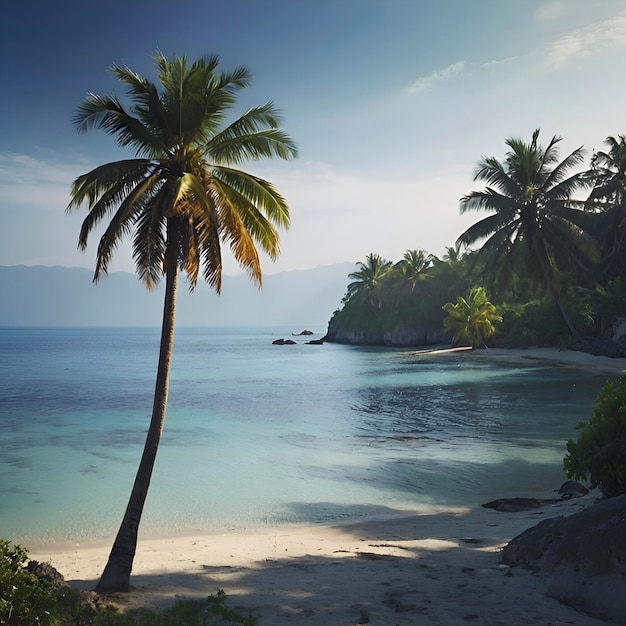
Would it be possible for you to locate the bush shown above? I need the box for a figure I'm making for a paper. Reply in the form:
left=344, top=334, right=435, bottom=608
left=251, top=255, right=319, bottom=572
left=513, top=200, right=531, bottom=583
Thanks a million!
left=564, top=376, right=626, bottom=497
left=0, top=540, right=57, bottom=624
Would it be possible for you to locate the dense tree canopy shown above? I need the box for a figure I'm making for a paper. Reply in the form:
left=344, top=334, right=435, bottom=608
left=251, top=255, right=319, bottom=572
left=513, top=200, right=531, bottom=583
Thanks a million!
left=328, top=130, right=626, bottom=354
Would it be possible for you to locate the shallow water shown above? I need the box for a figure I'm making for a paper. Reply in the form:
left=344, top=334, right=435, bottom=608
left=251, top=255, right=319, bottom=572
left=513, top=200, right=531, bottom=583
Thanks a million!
left=0, top=326, right=612, bottom=547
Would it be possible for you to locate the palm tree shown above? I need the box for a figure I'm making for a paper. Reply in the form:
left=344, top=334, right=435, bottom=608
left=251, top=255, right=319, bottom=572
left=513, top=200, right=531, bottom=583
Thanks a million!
left=442, top=287, right=502, bottom=348
left=346, top=253, right=392, bottom=311
left=456, top=129, right=597, bottom=343
left=67, top=54, right=297, bottom=592
left=586, top=135, right=626, bottom=276
left=392, top=249, right=432, bottom=296
left=589, top=135, right=626, bottom=205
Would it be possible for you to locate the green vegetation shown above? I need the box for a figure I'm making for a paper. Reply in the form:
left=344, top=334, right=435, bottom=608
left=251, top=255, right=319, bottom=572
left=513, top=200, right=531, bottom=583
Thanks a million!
left=67, top=54, right=296, bottom=592
left=328, top=130, right=626, bottom=352
left=564, top=377, right=626, bottom=498
left=0, top=539, right=256, bottom=625
left=442, top=287, right=502, bottom=348
left=0, top=540, right=57, bottom=624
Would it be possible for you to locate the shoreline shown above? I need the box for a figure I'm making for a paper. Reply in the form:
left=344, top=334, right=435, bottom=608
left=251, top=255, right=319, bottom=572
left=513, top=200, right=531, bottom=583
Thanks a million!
left=27, top=346, right=624, bottom=624
left=408, top=345, right=626, bottom=375
left=30, top=493, right=607, bottom=624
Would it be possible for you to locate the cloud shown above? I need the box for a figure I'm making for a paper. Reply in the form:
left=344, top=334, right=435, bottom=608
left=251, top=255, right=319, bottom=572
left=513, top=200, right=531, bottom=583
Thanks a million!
left=407, top=61, right=467, bottom=94
left=0, top=152, right=88, bottom=210
left=535, top=2, right=566, bottom=22
left=545, top=9, right=626, bottom=69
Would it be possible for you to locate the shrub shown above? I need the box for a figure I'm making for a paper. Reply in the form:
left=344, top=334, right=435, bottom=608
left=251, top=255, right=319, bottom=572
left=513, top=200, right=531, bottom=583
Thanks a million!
left=564, top=376, right=626, bottom=497
left=0, top=540, right=57, bottom=625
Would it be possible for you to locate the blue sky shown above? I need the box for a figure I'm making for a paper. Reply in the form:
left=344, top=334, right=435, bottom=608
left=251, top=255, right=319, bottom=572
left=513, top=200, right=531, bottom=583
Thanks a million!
left=2, top=0, right=626, bottom=276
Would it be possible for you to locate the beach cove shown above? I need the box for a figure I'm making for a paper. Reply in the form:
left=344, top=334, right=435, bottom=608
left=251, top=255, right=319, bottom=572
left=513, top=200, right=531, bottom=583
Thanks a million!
left=2, top=330, right=625, bottom=622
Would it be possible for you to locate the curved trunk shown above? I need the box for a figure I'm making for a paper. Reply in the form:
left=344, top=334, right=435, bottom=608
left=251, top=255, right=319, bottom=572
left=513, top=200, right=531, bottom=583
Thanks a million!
left=96, top=233, right=179, bottom=593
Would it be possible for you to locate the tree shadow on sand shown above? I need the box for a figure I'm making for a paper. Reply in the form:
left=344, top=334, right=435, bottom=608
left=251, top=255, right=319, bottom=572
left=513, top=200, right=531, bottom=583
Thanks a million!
left=66, top=496, right=601, bottom=626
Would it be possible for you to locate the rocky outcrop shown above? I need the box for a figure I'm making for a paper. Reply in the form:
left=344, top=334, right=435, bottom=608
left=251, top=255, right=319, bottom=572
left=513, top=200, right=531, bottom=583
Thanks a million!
left=272, top=338, right=296, bottom=345
left=26, top=560, right=66, bottom=587
left=502, top=494, right=626, bottom=623
left=323, top=320, right=448, bottom=347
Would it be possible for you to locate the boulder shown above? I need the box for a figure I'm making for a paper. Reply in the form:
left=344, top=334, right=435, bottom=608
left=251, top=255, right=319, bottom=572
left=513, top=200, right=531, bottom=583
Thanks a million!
left=502, top=494, right=626, bottom=623
left=482, top=497, right=559, bottom=512
left=272, top=338, right=296, bottom=345
left=557, top=480, right=589, bottom=498
left=25, top=560, right=66, bottom=587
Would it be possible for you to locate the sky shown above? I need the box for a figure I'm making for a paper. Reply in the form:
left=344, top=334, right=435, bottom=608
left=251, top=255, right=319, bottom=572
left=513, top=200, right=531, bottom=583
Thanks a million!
left=2, top=0, right=626, bottom=277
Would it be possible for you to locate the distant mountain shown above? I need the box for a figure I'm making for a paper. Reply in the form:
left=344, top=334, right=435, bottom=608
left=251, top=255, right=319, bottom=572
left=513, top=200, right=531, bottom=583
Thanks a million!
left=0, top=263, right=356, bottom=328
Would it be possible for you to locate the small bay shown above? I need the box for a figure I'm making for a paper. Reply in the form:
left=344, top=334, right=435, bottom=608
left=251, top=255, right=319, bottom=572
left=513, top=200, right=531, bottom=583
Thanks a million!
left=0, top=326, right=611, bottom=548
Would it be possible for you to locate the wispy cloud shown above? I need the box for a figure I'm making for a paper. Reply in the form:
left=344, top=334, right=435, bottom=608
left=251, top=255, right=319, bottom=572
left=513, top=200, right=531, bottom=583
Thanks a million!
left=0, top=152, right=89, bottom=209
left=408, top=61, right=466, bottom=94
left=545, top=9, right=626, bottom=70
left=535, top=2, right=566, bottom=22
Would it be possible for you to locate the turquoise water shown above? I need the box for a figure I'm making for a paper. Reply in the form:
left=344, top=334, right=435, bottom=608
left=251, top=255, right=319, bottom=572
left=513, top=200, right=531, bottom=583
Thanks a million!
left=0, top=327, right=612, bottom=547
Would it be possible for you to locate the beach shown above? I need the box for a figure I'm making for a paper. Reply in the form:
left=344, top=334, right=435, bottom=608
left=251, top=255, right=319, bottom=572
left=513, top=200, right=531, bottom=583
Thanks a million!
left=28, top=347, right=626, bottom=624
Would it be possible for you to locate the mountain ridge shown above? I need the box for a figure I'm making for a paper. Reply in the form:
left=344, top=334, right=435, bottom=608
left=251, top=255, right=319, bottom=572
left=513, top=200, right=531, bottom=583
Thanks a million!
left=0, top=263, right=355, bottom=328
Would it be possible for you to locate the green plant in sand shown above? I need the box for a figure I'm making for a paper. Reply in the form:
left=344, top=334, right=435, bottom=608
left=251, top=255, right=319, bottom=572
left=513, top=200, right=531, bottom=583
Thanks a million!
left=442, top=286, right=502, bottom=348
left=68, top=53, right=297, bottom=592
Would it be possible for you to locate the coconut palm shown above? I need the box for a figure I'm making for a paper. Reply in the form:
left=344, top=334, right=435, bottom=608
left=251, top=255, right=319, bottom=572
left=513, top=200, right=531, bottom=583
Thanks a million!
left=589, top=135, right=626, bottom=205
left=442, top=287, right=502, bottom=348
left=67, top=54, right=297, bottom=592
left=587, top=135, right=626, bottom=276
left=346, top=253, right=392, bottom=311
left=392, top=249, right=432, bottom=295
left=457, top=129, right=597, bottom=343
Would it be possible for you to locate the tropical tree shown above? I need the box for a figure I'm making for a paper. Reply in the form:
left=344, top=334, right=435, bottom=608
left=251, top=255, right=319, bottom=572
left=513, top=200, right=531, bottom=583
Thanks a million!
left=392, top=249, right=432, bottom=296
left=346, top=253, right=392, bottom=311
left=442, top=287, right=502, bottom=348
left=586, top=135, right=626, bottom=276
left=67, top=54, right=297, bottom=592
left=456, top=129, right=598, bottom=343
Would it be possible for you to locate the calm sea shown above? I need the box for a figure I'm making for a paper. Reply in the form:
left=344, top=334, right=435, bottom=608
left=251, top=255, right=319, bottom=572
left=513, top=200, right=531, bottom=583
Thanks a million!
left=0, top=326, right=612, bottom=548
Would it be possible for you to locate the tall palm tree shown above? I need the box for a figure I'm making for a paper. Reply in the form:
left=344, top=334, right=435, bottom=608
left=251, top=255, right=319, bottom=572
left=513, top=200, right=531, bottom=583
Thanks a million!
left=346, top=253, right=392, bottom=311
left=67, top=54, right=297, bottom=592
left=443, top=287, right=502, bottom=348
left=586, top=135, right=626, bottom=275
left=392, top=249, right=432, bottom=295
left=456, top=129, right=597, bottom=343
left=589, top=135, right=626, bottom=205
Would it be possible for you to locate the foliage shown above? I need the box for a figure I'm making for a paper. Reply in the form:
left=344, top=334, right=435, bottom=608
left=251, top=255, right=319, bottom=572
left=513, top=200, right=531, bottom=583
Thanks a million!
left=442, top=287, right=502, bottom=348
left=0, top=540, right=57, bottom=625
left=495, top=299, right=572, bottom=348
left=564, top=377, right=626, bottom=497
left=456, top=129, right=598, bottom=343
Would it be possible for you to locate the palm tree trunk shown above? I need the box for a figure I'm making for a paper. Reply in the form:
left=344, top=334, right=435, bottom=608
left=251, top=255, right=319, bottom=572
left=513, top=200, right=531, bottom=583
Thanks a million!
left=541, top=258, right=586, bottom=346
left=96, top=233, right=179, bottom=593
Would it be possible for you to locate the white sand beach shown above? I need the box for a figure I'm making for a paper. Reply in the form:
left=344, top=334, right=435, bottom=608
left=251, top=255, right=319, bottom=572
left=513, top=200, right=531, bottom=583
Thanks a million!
left=30, top=348, right=626, bottom=624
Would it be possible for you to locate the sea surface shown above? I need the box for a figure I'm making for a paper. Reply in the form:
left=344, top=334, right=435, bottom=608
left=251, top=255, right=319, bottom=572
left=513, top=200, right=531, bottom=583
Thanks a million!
left=0, top=326, right=614, bottom=548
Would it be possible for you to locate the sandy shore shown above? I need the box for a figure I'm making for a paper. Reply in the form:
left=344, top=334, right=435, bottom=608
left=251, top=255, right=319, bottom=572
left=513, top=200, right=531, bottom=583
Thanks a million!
left=31, top=348, right=626, bottom=624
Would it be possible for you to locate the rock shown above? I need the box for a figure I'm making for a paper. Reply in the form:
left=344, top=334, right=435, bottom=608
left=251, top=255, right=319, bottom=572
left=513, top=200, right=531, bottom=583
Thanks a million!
left=501, top=494, right=626, bottom=623
left=293, top=330, right=314, bottom=336
left=481, top=497, right=559, bottom=512
left=306, top=339, right=324, bottom=345
left=557, top=480, right=589, bottom=498
left=26, top=560, right=66, bottom=587
left=272, top=338, right=296, bottom=345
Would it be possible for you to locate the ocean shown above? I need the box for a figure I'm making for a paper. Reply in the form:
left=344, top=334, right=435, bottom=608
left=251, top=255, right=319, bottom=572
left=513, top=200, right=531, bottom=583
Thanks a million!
left=0, top=326, right=612, bottom=548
